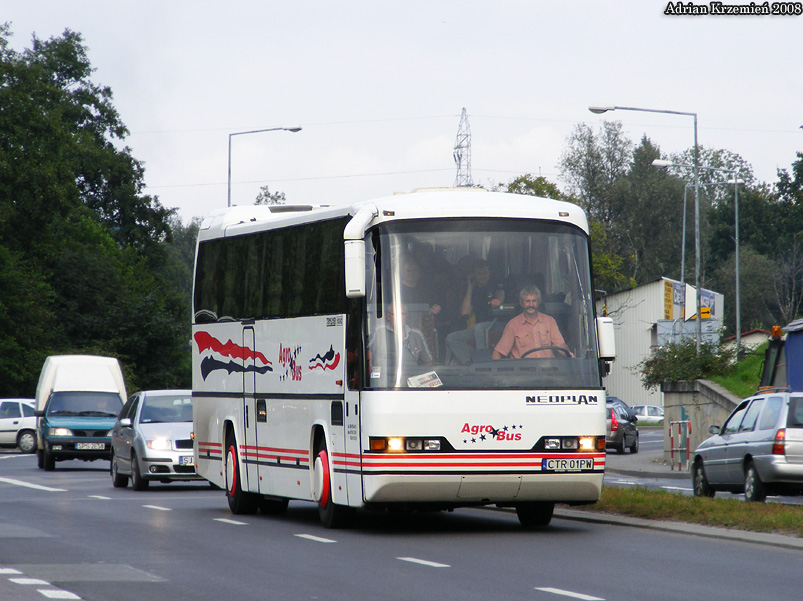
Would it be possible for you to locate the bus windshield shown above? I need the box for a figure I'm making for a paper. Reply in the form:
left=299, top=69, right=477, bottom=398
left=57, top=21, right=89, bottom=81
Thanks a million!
left=364, top=218, right=600, bottom=390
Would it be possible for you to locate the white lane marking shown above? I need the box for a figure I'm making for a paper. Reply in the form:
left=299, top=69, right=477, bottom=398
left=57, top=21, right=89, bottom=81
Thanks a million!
left=39, top=590, right=82, bottom=599
left=214, top=518, right=248, bottom=525
left=0, top=477, right=66, bottom=492
left=662, top=486, right=691, bottom=491
left=397, top=557, right=450, bottom=568
left=10, top=577, right=50, bottom=585
left=88, top=495, right=111, bottom=500
left=0, top=568, right=22, bottom=574
left=142, top=505, right=171, bottom=511
left=536, top=587, right=604, bottom=600
left=295, top=534, right=336, bottom=543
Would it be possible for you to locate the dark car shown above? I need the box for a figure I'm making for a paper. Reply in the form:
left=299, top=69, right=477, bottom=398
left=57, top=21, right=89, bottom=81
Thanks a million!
left=607, top=395, right=637, bottom=421
left=691, top=389, right=803, bottom=502
left=606, top=403, right=639, bottom=454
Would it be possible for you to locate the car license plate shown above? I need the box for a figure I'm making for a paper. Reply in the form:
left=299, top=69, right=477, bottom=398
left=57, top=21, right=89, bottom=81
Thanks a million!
left=179, top=455, right=194, bottom=466
left=542, top=458, right=594, bottom=472
left=76, top=442, right=105, bottom=450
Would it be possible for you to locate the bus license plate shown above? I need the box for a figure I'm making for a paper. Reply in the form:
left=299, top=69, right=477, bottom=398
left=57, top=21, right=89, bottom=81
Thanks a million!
left=76, top=442, right=105, bottom=450
left=542, top=458, right=594, bottom=472
left=179, top=456, right=194, bottom=466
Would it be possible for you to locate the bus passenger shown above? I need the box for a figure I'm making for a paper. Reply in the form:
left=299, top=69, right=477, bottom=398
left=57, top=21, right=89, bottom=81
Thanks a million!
left=491, top=285, right=572, bottom=359
left=368, top=302, right=433, bottom=368
left=445, top=259, right=505, bottom=364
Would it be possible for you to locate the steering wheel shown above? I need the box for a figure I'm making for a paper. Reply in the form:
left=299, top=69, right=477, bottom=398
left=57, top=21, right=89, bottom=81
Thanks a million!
left=520, top=345, right=572, bottom=359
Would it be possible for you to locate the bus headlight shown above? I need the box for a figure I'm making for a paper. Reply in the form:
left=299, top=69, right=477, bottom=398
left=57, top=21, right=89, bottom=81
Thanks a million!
left=387, top=438, right=404, bottom=452
left=543, top=436, right=598, bottom=451
left=369, top=437, right=443, bottom=453
left=578, top=436, right=596, bottom=451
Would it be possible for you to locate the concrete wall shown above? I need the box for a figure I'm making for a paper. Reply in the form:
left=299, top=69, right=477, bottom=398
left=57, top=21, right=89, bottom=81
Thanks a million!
left=660, top=379, right=742, bottom=467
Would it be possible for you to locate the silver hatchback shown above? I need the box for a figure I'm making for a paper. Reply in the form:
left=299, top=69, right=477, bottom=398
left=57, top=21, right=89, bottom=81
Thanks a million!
left=691, top=390, right=803, bottom=502
left=110, top=390, right=201, bottom=490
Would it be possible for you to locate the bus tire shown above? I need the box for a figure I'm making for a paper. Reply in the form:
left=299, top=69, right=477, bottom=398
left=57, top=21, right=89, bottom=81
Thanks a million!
left=225, top=434, right=259, bottom=515
left=515, top=502, right=554, bottom=529
left=313, top=443, right=352, bottom=529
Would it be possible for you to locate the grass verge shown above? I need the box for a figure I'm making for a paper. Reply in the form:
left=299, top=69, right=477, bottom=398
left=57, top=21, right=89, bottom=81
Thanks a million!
left=572, top=486, right=802, bottom=538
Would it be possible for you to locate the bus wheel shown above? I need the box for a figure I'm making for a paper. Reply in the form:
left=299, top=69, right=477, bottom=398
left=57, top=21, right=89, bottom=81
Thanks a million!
left=225, top=436, right=258, bottom=515
left=313, top=444, right=353, bottom=529
left=515, top=502, right=554, bottom=529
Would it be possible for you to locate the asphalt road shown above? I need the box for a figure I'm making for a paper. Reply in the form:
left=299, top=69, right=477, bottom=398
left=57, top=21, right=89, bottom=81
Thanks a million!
left=1, top=450, right=801, bottom=601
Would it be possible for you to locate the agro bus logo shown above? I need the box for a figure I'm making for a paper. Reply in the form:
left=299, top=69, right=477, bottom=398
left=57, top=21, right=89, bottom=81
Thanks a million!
left=279, top=343, right=302, bottom=382
left=309, top=346, right=340, bottom=372
left=194, top=332, right=273, bottom=380
left=461, top=422, right=523, bottom=443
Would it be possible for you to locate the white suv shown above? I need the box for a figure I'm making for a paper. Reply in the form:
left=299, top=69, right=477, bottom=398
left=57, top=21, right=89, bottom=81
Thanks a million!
left=691, top=389, right=803, bottom=502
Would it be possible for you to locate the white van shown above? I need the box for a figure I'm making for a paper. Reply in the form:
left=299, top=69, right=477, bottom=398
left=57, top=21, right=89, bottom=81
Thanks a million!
left=35, top=355, right=127, bottom=470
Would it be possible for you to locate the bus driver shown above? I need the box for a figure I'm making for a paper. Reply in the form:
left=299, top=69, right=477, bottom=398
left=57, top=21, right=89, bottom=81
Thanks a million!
left=491, top=285, right=572, bottom=360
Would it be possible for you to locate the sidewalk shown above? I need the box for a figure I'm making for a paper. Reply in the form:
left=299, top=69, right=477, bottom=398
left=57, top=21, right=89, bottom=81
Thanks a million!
left=604, top=445, right=691, bottom=480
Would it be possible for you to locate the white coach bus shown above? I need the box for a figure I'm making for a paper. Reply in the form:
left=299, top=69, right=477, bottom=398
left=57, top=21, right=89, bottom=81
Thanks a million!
left=191, top=188, right=615, bottom=528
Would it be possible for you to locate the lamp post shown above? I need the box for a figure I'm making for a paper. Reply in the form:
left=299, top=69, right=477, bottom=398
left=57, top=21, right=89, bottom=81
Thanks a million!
left=589, top=105, right=702, bottom=351
left=227, top=126, right=302, bottom=207
left=652, top=159, right=743, bottom=353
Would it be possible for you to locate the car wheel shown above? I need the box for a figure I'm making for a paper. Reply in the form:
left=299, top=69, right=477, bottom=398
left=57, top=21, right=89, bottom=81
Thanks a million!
left=312, top=441, right=353, bottom=528
left=744, top=462, right=766, bottom=502
left=629, top=432, right=639, bottom=454
left=692, top=461, right=715, bottom=497
left=131, top=451, right=149, bottom=491
left=616, top=434, right=626, bottom=454
left=110, top=451, right=129, bottom=488
left=515, top=502, right=555, bottom=529
left=17, top=430, right=36, bottom=454
left=43, top=448, right=55, bottom=471
left=224, top=433, right=258, bottom=514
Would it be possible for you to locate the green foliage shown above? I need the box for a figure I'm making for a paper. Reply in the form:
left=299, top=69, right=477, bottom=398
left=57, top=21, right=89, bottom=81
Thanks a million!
left=503, top=174, right=567, bottom=200
left=0, top=26, right=189, bottom=395
left=583, top=486, right=803, bottom=537
left=255, top=185, right=286, bottom=205
left=709, top=342, right=767, bottom=399
left=639, top=338, right=735, bottom=390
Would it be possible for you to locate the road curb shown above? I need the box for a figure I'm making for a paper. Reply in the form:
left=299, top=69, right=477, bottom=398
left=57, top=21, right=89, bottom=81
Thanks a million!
left=554, top=507, right=803, bottom=551
left=605, top=467, right=690, bottom=480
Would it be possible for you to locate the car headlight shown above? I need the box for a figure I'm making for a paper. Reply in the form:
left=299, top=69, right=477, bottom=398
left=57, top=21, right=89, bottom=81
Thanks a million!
left=48, top=427, right=73, bottom=437
left=146, top=438, right=172, bottom=451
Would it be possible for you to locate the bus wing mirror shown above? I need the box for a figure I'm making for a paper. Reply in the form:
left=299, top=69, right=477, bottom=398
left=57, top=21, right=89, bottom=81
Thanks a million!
left=345, top=240, right=366, bottom=298
left=343, top=204, right=378, bottom=299
left=597, top=316, right=616, bottom=361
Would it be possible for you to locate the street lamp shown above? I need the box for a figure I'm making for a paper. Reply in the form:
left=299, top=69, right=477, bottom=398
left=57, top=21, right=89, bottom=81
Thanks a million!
left=227, top=126, right=302, bottom=207
left=589, top=105, right=702, bottom=351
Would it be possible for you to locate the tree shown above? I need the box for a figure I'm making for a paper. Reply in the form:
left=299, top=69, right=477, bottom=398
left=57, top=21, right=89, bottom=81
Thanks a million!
left=255, top=185, right=286, bottom=205
left=0, top=26, right=187, bottom=394
left=503, top=174, right=566, bottom=200
left=559, top=121, right=633, bottom=222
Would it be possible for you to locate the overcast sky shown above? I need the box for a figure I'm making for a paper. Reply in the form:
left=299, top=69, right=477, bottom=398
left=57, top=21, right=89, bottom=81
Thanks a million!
left=5, top=1, right=802, bottom=222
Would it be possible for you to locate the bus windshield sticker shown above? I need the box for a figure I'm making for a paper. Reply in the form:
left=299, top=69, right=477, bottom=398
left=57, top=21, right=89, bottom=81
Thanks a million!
left=407, top=372, right=443, bottom=388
